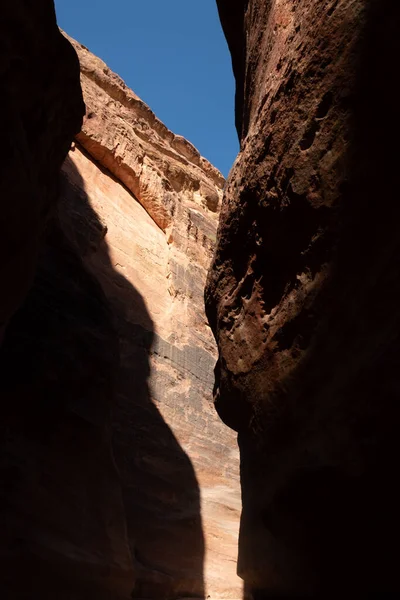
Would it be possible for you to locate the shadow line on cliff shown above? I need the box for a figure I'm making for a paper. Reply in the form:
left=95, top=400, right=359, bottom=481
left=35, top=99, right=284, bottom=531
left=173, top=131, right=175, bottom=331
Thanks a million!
left=60, top=150, right=206, bottom=600
left=0, top=148, right=205, bottom=599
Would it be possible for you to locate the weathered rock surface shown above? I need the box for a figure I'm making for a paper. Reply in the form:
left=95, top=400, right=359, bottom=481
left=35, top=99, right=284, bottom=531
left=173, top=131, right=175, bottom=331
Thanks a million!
left=206, top=0, right=400, bottom=597
left=65, top=33, right=224, bottom=234
left=59, top=38, right=242, bottom=599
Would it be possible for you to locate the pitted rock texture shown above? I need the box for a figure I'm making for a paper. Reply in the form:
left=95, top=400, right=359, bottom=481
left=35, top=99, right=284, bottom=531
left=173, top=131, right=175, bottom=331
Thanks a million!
left=0, top=1, right=84, bottom=330
left=206, top=0, right=400, bottom=597
left=59, top=38, right=242, bottom=599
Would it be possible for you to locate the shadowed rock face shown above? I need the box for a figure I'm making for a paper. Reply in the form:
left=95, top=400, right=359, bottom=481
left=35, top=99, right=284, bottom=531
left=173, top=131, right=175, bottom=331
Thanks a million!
left=60, top=149, right=206, bottom=600
left=1, top=4, right=131, bottom=597
left=206, top=0, right=400, bottom=597
left=0, top=0, right=84, bottom=330
left=0, top=188, right=135, bottom=599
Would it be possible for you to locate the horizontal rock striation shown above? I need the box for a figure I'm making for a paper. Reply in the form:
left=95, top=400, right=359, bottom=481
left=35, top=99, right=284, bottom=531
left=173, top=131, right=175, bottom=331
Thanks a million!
left=206, top=0, right=400, bottom=597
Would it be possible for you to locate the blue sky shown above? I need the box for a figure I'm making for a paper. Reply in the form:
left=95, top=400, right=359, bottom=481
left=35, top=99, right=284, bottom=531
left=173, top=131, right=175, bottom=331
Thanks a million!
left=54, top=0, right=238, bottom=177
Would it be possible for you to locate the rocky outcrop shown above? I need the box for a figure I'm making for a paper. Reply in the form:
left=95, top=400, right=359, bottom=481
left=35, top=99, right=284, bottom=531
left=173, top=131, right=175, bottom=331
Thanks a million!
left=59, top=36, right=242, bottom=599
left=206, top=0, right=400, bottom=597
left=65, top=33, right=224, bottom=234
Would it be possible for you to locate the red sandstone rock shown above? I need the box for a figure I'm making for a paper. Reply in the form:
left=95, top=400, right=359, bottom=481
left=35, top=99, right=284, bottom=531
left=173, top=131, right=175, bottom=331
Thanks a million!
left=206, top=0, right=400, bottom=596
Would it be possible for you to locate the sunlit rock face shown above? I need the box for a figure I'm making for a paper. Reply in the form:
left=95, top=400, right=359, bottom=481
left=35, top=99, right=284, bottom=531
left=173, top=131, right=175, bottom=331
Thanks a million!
left=60, top=38, right=242, bottom=599
left=206, top=0, right=400, bottom=597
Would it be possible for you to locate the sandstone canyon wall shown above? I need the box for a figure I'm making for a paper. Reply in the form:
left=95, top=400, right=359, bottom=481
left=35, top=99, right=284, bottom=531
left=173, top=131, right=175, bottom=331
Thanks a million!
left=61, top=36, right=242, bottom=600
left=206, top=0, right=400, bottom=597
left=1, top=6, right=242, bottom=597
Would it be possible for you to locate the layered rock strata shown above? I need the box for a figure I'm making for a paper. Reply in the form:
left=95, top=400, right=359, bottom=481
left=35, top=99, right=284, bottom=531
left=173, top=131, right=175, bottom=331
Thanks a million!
left=206, top=0, right=400, bottom=597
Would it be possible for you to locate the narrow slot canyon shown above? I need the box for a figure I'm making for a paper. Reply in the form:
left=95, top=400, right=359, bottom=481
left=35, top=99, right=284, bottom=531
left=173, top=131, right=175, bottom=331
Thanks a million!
left=0, top=14, right=241, bottom=598
left=1, top=1, right=400, bottom=599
